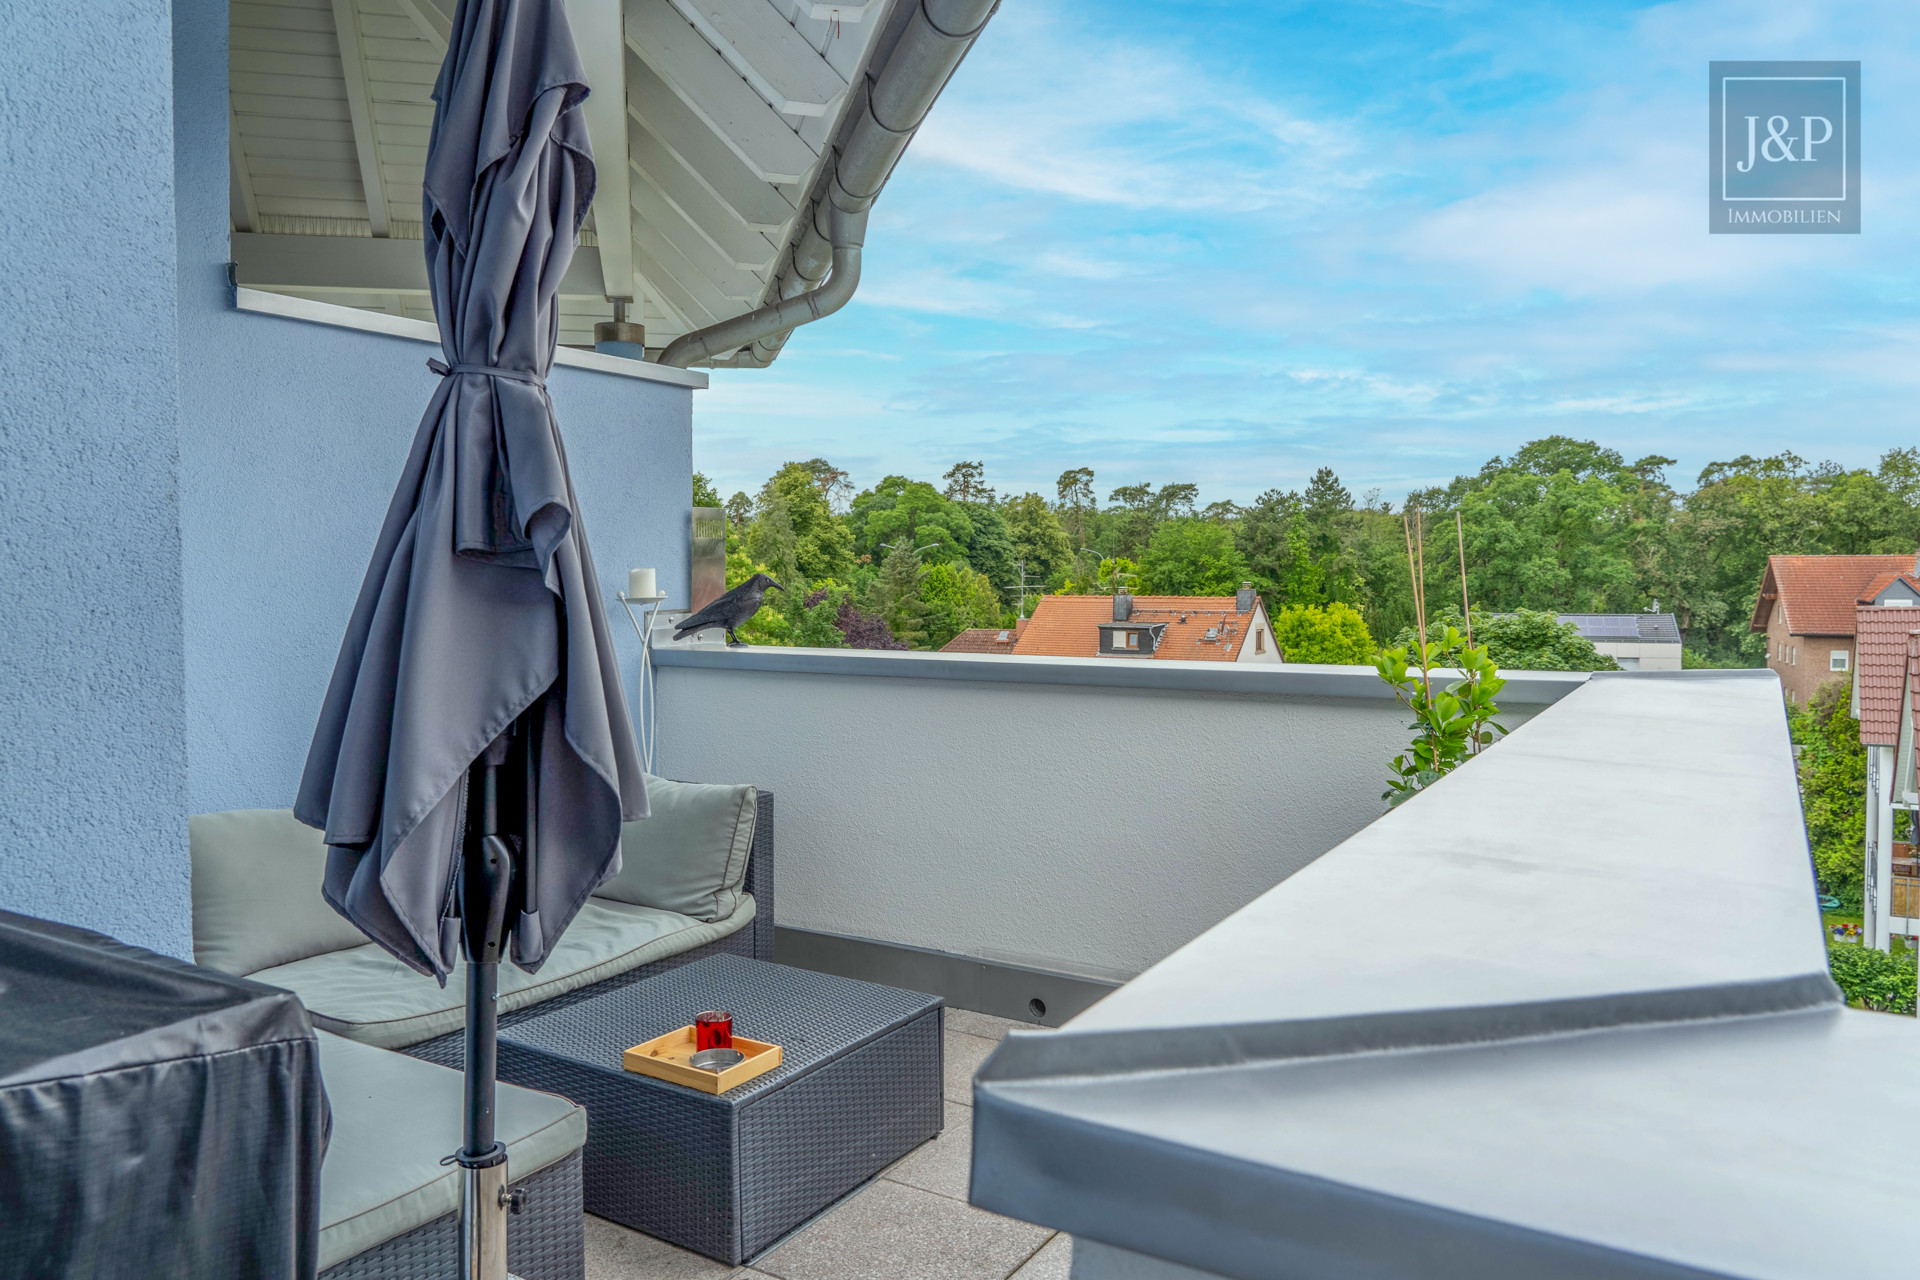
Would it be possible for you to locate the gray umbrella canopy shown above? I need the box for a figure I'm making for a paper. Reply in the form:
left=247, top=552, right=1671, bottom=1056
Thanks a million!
left=297, top=0, right=644, bottom=980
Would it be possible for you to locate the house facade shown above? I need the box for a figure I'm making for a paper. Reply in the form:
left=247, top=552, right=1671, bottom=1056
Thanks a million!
left=1852, top=602, right=1920, bottom=950
left=1556, top=613, right=1682, bottom=670
left=1012, top=587, right=1280, bottom=663
left=1751, top=554, right=1916, bottom=705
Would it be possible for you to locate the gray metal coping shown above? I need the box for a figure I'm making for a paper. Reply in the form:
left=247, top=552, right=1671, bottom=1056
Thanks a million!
left=967, top=670, right=1883, bottom=1280
left=654, top=643, right=1590, bottom=704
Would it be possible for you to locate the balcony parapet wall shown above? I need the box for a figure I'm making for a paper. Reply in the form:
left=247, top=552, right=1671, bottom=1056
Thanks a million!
left=652, top=646, right=1584, bottom=983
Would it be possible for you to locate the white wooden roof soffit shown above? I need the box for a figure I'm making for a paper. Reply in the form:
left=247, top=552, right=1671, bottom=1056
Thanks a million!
left=229, top=0, right=892, bottom=363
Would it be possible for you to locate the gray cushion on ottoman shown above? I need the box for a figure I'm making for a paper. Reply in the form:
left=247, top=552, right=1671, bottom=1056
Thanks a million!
left=315, top=1031, right=585, bottom=1271
left=191, top=808, right=369, bottom=976
left=595, top=776, right=756, bottom=922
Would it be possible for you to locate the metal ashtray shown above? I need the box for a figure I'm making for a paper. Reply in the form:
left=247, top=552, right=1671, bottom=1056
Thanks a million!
left=689, top=1048, right=744, bottom=1072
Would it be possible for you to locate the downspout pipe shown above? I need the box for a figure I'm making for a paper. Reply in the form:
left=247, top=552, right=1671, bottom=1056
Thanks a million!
left=660, top=204, right=866, bottom=369
left=659, top=0, right=998, bottom=369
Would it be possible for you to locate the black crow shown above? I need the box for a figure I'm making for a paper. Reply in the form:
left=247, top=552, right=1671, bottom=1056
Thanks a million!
left=673, top=573, right=786, bottom=646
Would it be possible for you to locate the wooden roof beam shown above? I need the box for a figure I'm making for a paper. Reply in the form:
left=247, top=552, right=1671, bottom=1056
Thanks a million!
left=330, top=0, right=391, bottom=236
left=567, top=0, right=635, bottom=302
left=229, top=103, right=260, bottom=232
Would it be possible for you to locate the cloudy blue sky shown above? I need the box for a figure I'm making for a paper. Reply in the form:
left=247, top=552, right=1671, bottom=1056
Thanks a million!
left=691, top=0, right=1920, bottom=508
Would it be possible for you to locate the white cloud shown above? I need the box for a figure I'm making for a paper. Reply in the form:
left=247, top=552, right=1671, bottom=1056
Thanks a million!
left=908, top=3, right=1370, bottom=215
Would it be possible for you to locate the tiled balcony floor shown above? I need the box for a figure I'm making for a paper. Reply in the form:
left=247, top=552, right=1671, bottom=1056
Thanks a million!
left=582, top=1010, right=1069, bottom=1280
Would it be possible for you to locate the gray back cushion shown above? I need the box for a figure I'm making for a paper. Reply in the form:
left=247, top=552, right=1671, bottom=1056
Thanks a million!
left=191, top=808, right=371, bottom=976
left=595, top=776, right=757, bottom=922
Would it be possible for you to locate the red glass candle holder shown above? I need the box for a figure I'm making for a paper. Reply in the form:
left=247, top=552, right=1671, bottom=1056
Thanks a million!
left=694, top=1010, right=733, bottom=1051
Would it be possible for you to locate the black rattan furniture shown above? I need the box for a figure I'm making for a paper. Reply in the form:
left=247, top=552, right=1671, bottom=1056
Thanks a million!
left=496, top=953, right=944, bottom=1264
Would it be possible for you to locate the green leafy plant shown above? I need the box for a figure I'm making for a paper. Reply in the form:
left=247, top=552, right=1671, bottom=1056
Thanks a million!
left=1827, top=941, right=1916, bottom=1015
left=1374, top=627, right=1507, bottom=806
left=1373, top=510, right=1507, bottom=806
left=1270, top=601, right=1375, bottom=663
left=1790, top=681, right=1867, bottom=904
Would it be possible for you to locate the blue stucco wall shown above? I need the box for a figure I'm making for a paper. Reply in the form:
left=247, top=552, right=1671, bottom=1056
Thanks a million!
left=0, top=0, right=193, bottom=954
left=173, top=0, right=693, bottom=815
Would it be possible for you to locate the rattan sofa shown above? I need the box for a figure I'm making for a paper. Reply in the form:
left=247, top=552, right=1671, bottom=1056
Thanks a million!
left=188, top=783, right=772, bottom=1277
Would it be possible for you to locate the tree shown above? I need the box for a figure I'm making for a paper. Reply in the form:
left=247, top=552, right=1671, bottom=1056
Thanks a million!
left=792, top=587, right=850, bottom=648
left=744, top=484, right=800, bottom=588
left=942, top=460, right=995, bottom=505
left=1107, top=483, right=1156, bottom=560
left=1457, top=467, right=1636, bottom=612
left=1062, top=556, right=1139, bottom=595
left=1003, top=492, right=1073, bottom=585
left=1793, top=680, right=1867, bottom=907
left=1235, top=489, right=1300, bottom=605
left=1057, top=467, right=1097, bottom=572
left=1155, top=483, right=1199, bottom=520
left=867, top=543, right=929, bottom=648
left=835, top=597, right=907, bottom=649
left=794, top=457, right=855, bottom=514
left=694, top=472, right=722, bottom=507
left=1302, top=467, right=1353, bottom=561
left=849, top=476, right=972, bottom=564
left=761, top=461, right=855, bottom=583
left=1270, top=602, right=1375, bottom=663
left=922, top=561, right=1005, bottom=649
left=1392, top=607, right=1619, bottom=672
left=724, top=490, right=753, bottom=532
left=1138, top=518, right=1249, bottom=595
left=960, top=502, right=1018, bottom=602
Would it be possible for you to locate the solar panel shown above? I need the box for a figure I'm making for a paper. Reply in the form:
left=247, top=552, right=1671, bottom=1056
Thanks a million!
left=1561, top=615, right=1640, bottom=638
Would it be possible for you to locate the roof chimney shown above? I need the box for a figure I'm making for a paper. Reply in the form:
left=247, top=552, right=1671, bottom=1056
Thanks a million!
left=1113, top=590, right=1133, bottom=622
left=1236, top=582, right=1254, bottom=613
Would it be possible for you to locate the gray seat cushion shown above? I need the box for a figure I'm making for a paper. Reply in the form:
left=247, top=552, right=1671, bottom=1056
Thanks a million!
left=256, top=894, right=757, bottom=1049
left=191, top=808, right=370, bottom=976
left=596, top=775, right=757, bottom=921
left=315, top=1031, right=585, bottom=1271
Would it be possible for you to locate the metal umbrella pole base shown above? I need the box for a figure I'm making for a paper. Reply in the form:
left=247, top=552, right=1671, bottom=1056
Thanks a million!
left=455, top=955, right=515, bottom=1280
left=455, top=742, right=527, bottom=1280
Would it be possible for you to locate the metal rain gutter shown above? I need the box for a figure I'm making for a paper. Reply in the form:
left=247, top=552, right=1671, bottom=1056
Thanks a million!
left=659, top=0, right=999, bottom=369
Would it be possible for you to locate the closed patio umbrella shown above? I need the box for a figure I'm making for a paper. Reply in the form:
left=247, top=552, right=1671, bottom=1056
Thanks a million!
left=295, top=0, right=644, bottom=1272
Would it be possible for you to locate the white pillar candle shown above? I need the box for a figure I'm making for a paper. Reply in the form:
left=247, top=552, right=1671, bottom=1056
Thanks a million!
left=628, top=567, right=657, bottom=599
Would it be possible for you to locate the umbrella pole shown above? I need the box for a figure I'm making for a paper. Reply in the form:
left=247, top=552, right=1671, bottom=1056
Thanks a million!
left=458, top=742, right=516, bottom=1280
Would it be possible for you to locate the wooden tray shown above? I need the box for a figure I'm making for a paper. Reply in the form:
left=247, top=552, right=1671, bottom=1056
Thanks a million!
left=622, top=1025, right=783, bottom=1094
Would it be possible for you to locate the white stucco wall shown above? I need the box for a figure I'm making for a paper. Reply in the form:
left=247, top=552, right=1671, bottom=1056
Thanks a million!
left=1589, top=640, right=1683, bottom=671
left=654, top=649, right=1579, bottom=981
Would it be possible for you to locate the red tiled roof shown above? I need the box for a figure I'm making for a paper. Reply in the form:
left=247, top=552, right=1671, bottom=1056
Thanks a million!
left=1910, top=637, right=1920, bottom=754
left=1856, top=571, right=1920, bottom=604
left=1853, top=607, right=1920, bottom=744
left=940, top=627, right=1018, bottom=654
left=1011, top=594, right=1264, bottom=662
left=1750, top=555, right=1914, bottom=636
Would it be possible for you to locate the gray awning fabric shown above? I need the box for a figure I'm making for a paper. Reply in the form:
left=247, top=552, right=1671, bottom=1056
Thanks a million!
left=298, top=0, right=643, bottom=980
left=969, top=672, right=1908, bottom=1280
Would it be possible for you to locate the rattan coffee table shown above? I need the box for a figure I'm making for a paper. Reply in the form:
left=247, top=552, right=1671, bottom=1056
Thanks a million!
left=495, top=952, right=943, bottom=1264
